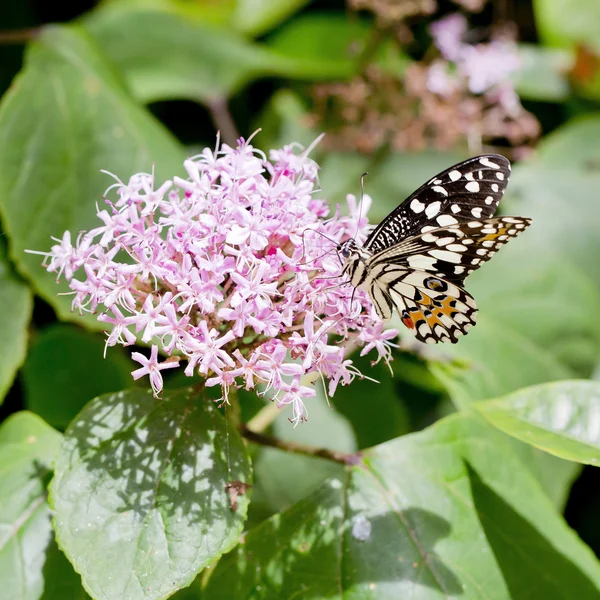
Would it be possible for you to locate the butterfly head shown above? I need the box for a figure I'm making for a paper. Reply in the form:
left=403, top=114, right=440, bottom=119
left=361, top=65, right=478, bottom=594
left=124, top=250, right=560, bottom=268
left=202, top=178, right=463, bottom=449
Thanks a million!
left=337, top=238, right=358, bottom=260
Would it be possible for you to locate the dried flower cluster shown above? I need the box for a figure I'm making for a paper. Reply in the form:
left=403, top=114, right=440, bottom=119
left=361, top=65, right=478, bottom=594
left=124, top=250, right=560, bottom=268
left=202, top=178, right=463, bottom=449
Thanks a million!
left=348, top=0, right=486, bottom=25
left=348, top=0, right=436, bottom=25
left=311, top=12, right=539, bottom=154
left=33, top=137, right=399, bottom=425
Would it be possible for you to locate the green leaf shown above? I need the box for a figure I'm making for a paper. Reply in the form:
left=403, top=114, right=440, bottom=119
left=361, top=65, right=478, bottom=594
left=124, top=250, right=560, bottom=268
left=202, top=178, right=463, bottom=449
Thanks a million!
left=41, top=538, right=91, bottom=599
left=50, top=387, right=252, bottom=600
left=513, top=44, right=573, bottom=101
left=232, top=0, right=310, bottom=37
left=0, top=412, right=63, bottom=599
left=205, top=415, right=600, bottom=598
left=319, top=150, right=465, bottom=216
left=265, top=14, right=410, bottom=80
left=263, top=13, right=368, bottom=80
left=531, top=113, right=600, bottom=170
left=534, top=0, right=600, bottom=51
left=466, top=252, right=600, bottom=376
left=0, top=25, right=186, bottom=324
left=429, top=254, right=589, bottom=508
left=249, top=388, right=353, bottom=527
left=509, top=119, right=600, bottom=296
left=0, top=238, right=32, bottom=403
left=84, top=7, right=286, bottom=105
left=431, top=314, right=575, bottom=410
left=331, top=351, right=410, bottom=449
left=476, top=380, right=600, bottom=466
left=21, top=324, right=133, bottom=430
left=253, top=89, right=317, bottom=153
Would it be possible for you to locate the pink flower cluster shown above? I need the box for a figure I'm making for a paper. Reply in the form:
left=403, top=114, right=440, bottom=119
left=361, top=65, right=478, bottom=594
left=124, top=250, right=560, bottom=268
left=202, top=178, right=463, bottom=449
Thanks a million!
left=428, top=13, right=522, bottom=112
left=34, top=136, right=398, bottom=425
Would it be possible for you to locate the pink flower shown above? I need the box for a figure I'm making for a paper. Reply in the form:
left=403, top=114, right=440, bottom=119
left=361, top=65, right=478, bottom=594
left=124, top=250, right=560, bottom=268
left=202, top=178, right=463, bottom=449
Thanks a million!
left=430, top=13, right=467, bottom=62
left=460, top=41, right=521, bottom=94
left=427, top=13, right=526, bottom=136
left=131, top=345, right=180, bottom=396
left=34, top=136, right=399, bottom=425
left=426, top=60, right=460, bottom=96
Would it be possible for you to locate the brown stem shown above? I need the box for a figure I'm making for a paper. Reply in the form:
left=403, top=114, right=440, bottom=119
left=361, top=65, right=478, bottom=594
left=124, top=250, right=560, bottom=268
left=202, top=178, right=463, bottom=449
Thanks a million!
left=224, top=387, right=242, bottom=429
left=207, top=97, right=239, bottom=146
left=356, top=25, right=390, bottom=74
left=241, top=425, right=362, bottom=466
left=0, top=27, right=40, bottom=44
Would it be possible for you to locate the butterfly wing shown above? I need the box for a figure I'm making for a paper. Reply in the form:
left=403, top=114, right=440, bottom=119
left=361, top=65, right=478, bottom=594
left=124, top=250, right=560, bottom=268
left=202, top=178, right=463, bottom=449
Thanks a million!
left=371, top=216, right=532, bottom=283
left=364, top=154, right=511, bottom=254
left=369, top=269, right=477, bottom=343
left=365, top=216, right=532, bottom=342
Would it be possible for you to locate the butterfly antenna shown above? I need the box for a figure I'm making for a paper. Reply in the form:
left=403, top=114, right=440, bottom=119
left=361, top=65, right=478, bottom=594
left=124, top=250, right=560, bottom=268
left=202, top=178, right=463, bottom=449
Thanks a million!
left=299, top=229, right=340, bottom=266
left=353, top=172, right=368, bottom=241
left=316, top=278, right=351, bottom=294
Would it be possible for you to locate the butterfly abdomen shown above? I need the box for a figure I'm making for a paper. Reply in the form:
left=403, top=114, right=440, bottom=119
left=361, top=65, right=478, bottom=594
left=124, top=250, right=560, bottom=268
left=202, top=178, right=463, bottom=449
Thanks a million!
left=342, top=247, right=372, bottom=288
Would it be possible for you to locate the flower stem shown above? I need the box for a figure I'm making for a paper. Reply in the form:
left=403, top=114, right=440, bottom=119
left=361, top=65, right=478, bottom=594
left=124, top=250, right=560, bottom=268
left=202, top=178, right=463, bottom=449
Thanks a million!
left=207, top=96, right=239, bottom=146
left=240, top=425, right=362, bottom=466
left=245, top=402, right=281, bottom=433
left=225, top=387, right=242, bottom=429
left=0, top=28, right=40, bottom=44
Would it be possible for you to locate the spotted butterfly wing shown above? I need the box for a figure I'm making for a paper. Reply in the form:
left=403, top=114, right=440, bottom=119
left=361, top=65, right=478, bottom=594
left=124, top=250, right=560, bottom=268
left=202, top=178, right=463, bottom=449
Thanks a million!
left=365, top=217, right=531, bottom=343
left=340, top=155, right=531, bottom=344
left=365, top=154, right=511, bottom=254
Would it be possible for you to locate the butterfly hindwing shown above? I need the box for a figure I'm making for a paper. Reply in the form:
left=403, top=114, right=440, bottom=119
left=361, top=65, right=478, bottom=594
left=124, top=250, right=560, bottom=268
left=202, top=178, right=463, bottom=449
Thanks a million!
left=362, top=216, right=531, bottom=342
left=368, top=268, right=477, bottom=343
left=400, top=285, right=477, bottom=344
left=364, top=154, right=511, bottom=254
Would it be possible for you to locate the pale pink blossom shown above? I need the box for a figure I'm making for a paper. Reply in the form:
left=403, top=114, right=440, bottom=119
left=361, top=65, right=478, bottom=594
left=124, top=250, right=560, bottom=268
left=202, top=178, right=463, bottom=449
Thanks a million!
left=131, top=345, right=180, bottom=396
left=32, top=136, right=400, bottom=424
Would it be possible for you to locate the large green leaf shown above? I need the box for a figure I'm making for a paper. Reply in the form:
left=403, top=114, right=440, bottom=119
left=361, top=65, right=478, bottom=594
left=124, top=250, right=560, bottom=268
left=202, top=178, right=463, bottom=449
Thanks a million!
left=431, top=312, right=575, bottom=410
left=0, top=25, right=186, bottom=322
left=476, top=380, right=600, bottom=466
left=204, top=415, right=600, bottom=598
left=83, top=7, right=290, bottom=105
left=513, top=44, right=573, bottom=101
left=0, top=412, right=67, bottom=599
left=249, top=387, right=354, bottom=528
left=232, top=0, right=310, bottom=37
left=264, top=14, right=371, bottom=80
left=0, top=238, right=32, bottom=403
left=21, top=324, right=134, bottom=430
left=534, top=0, right=600, bottom=51
left=84, top=8, right=374, bottom=109
left=50, top=388, right=252, bottom=600
left=331, top=351, right=410, bottom=449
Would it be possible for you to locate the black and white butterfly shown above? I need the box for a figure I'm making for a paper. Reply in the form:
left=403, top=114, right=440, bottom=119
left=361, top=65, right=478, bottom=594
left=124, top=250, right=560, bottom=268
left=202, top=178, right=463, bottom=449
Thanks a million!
left=339, top=154, right=531, bottom=344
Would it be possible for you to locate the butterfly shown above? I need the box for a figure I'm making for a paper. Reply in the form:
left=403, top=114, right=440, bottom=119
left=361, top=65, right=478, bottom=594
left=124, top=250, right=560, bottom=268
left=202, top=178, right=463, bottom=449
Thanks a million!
left=338, top=154, right=531, bottom=344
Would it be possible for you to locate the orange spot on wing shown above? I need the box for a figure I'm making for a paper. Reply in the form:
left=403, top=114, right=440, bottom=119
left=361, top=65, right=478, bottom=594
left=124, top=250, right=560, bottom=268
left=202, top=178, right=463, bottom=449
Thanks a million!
left=402, top=316, right=415, bottom=329
left=481, top=227, right=507, bottom=242
left=435, top=297, right=457, bottom=318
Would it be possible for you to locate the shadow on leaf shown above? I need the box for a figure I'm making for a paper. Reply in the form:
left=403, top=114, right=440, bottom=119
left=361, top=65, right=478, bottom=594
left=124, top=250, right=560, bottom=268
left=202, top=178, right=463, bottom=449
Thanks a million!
left=60, top=387, right=250, bottom=526
left=467, top=462, right=599, bottom=599
left=204, top=478, right=462, bottom=597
